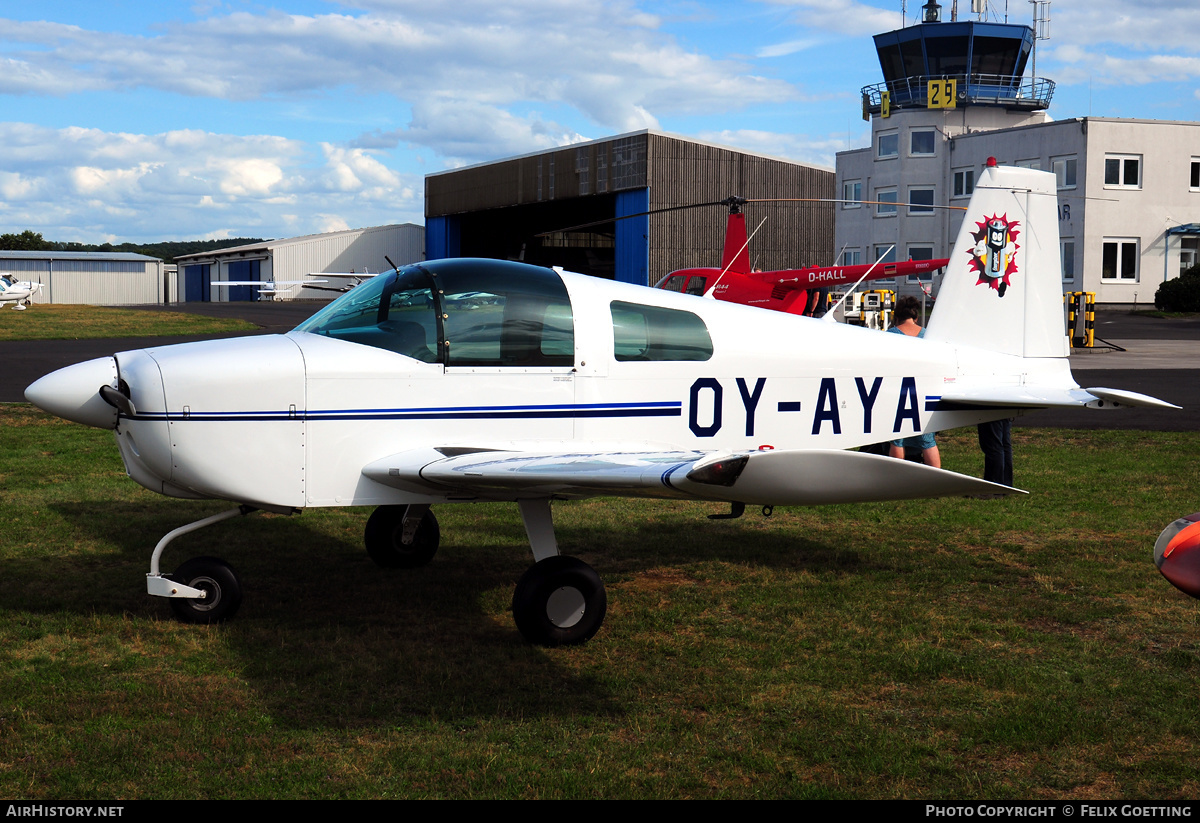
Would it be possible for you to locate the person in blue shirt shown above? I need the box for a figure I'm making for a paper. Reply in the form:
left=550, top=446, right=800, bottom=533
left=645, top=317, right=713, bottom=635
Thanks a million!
left=887, top=296, right=941, bottom=468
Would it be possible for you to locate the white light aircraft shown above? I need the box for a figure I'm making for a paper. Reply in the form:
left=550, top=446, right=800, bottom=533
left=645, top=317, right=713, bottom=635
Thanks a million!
left=0, top=274, right=44, bottom=310
left=25, top=162, right=1176, bottom=645
left=213, top=270, right=379, bottom=300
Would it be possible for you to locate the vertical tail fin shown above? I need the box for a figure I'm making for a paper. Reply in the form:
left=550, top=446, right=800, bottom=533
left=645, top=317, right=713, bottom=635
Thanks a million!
left=720, top=210, right=752, bottom=275
left=925, top=163, right=1069, bottom=359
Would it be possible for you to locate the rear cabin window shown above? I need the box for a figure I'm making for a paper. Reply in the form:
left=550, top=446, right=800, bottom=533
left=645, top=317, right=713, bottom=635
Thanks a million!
left=611, top=301, right=713, bottom=361
left=295, top=259, right=574, bottom=366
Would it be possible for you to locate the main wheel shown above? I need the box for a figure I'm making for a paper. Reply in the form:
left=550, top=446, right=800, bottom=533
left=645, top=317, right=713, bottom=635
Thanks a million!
left=167, top=556, right=243, bottom=624
left=364, top=506, right=440, bottom=568
left=512, top=556, right=606, bottom=646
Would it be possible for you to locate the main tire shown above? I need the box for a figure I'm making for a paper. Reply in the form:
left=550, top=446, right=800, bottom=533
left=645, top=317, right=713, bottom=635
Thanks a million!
left=512, top=556, right=606, bottom=646
left=364, top=506, right=440, bottom=568
left=167, top=556, right=243, bottom=624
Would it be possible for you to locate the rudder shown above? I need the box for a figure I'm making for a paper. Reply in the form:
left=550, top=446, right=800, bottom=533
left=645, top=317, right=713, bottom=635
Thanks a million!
left=925, top=162, right=1069, bottom=359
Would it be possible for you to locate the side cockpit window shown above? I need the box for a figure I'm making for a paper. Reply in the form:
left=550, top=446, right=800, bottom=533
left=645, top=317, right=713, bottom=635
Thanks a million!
left=611, top=301, right=713, bottom=362
left=294, top=268, right=439, bottom=361
left=295, top=259, right=574, bottom=367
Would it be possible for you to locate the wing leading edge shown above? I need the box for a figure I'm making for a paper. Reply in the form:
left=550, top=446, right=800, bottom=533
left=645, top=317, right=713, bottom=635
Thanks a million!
left=362, top=446, right=1021, bottom=505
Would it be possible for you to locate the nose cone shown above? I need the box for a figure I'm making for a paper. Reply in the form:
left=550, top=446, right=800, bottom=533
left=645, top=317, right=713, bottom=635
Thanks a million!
left=26, top=356, right=120, bottom=429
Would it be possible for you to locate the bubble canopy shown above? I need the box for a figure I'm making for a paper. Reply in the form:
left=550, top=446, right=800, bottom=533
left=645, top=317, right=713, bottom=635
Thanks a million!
left=294, top=258, right=575, bottom=367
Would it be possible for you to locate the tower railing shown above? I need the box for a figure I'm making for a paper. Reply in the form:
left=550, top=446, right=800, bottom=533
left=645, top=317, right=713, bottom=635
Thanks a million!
left=861, top=74, right=1055, bottom=113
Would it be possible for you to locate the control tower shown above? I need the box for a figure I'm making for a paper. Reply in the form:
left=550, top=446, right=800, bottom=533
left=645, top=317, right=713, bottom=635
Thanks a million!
left=835, top=0, right=1056, bottom=298
left=861, top=1, right=1053, bottom=117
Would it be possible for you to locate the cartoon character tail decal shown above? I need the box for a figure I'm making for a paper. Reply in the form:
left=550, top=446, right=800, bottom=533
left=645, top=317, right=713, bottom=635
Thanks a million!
left=925, top=163, right=1069, bottom=359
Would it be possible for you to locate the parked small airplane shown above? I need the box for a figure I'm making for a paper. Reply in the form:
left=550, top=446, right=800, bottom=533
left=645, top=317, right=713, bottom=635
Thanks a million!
left=0, top=274, right=44, bottom=310
left=26, top=161, right=1176, bottom=645
left=655, top=198, right=948, bottom=316
left=213, top=270, right=379, bottom=300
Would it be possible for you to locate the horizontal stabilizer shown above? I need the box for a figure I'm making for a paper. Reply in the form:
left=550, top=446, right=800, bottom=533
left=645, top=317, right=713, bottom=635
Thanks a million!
left=1083, top=387, right=1181, bottom=410
left=363, top=446, right=1021, bottom=505
left=941, top=385, right=1179, bottom=410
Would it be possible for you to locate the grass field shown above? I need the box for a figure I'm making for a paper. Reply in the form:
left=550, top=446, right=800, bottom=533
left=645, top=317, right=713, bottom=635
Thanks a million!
left=0, top=304, right=256, bottom=340
left=2, top=403, right=1198, bottom=799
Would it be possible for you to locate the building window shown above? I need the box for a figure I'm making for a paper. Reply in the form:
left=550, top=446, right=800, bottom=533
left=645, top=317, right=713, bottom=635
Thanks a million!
left=1182, top=237, right=1198, bottom=274
left=875, top=188, right=897, bottom=216
left=877, top=132, right=898, bottom=159
left=1191, top=159, right=1199, bottom=190
left=907, top=187, right=934, bottom=214
left=910, top=129, right=936, bottom=156
left=1053, top=156, right=1077, bottom=189
left=1015, top=159, right=1042, bottom=170
left=842, top=180, right=862, bottom=207
left=1061, top=239, right=1076, bottom=282
left=842, top=249, right=862, bottom=266
left=576, top=147, right=590, bottom=196
left=953, top=168, right=974, bottom=198
left=875, top=245, right=896, bottom=264
left=1104, top=154, right=1141, bottom=188
left=906, top=245, right=934, bottom=281
left=1102, top=238, right=1139, bottom=281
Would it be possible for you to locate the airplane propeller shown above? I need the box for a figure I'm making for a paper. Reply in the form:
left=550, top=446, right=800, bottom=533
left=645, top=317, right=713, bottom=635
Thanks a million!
left=99, top=384, right=136, bottom=418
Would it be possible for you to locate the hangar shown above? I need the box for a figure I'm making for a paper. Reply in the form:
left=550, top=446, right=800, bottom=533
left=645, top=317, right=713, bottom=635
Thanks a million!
left=0, top=251, right=166, bottom=306
left=425, top=130, right=836, bottom=286
left=174, top=223, right=424, bottom=302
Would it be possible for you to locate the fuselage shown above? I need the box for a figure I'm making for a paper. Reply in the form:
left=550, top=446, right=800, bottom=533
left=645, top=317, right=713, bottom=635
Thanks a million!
left=0, top=276, right=41, bottom=306
left=27, top=258, right=1065, bottom=510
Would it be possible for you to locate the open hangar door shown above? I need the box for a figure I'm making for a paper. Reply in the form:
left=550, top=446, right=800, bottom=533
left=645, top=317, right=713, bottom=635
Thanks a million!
left=456, top=194, right=620, bottom=280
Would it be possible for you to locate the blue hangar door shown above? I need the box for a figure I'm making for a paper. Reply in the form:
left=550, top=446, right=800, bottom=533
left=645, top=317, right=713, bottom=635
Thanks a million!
left=226, top=260, right=260, bottom=302
left=184, top=264, right=211, bottom=302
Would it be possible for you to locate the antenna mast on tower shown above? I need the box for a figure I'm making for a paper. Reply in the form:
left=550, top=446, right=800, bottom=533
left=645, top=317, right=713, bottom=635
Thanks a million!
left=1029, top=1, right=1051, bottom=79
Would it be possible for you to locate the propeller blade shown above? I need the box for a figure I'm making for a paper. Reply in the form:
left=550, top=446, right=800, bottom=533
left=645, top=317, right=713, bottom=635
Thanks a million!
left=99, top=384, right=137, bottom=417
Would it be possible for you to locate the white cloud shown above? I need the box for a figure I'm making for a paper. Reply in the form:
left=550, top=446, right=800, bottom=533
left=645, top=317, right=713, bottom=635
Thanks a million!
left=697, top=128, right=853, bottom=169
left=400, top=101, right=590, bottom=166
left=0, top=122, right=421, bottom=243
left=0, top=3, right=797, bottom=141
left=757, top=39, right=819, bottom=58
left=759, top=0, right=903, bottom=38
left=1049, top=1, right=1200, bottom=54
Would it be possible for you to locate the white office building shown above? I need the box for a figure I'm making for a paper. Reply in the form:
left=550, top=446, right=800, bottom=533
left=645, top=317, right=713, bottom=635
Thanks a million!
left=835, top=3, right=1199, bottom=307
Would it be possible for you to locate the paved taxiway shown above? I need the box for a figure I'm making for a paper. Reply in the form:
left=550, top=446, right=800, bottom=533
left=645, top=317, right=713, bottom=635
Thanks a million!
left=3, top=302, right=1197, bottom=430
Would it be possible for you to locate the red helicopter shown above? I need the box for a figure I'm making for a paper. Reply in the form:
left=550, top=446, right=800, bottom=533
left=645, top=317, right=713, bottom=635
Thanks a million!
left=653, top=197, right=948, bottom=316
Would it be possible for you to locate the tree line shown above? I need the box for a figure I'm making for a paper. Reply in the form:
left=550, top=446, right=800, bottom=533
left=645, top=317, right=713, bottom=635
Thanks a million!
left=0, top=230, right=266, bottom=263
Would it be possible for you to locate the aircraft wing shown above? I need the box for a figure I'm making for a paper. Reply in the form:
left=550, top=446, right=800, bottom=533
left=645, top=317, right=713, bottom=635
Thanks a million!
left=936, top=385, right=1179, bottom=411
left=213, top=280, right=328, bottom=287
left=362, top=446, right=1021, bottom=505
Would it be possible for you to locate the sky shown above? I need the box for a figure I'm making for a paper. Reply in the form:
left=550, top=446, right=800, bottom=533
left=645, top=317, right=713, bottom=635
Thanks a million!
left=1, top=0, right=1198, bottom=244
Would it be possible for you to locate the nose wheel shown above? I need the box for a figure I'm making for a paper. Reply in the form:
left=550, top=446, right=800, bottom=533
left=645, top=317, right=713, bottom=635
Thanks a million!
left=512, top=556, right=606, bottom=646
left=165, top=556, right=243, bottom=624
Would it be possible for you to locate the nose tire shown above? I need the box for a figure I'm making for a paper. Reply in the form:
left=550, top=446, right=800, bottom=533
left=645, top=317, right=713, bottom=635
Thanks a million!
left=166, top=556, right=243, bottom=624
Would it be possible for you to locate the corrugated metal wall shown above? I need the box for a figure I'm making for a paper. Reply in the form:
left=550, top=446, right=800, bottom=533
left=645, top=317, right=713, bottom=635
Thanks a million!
left=426, top=135, right=649, bottom=217
left=646, top=134, right=836, bottom=279
left=425, top=131, right=834, bottom=285
left=274, top=224, right=424, bottom=300
left=0, top=257, right=166, bottom=305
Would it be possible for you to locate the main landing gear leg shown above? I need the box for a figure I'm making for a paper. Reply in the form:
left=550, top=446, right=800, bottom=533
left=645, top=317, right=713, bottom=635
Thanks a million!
left=147, top=505, right=255, bottom=624
left=511, top=498, right=607, bottom=647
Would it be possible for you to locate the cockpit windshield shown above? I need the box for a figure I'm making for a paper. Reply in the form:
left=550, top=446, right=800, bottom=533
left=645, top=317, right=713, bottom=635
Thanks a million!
left=294, top=258, right=575, bottom=367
